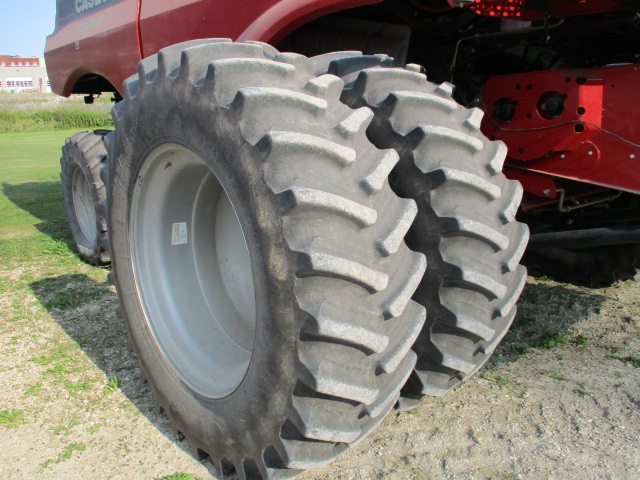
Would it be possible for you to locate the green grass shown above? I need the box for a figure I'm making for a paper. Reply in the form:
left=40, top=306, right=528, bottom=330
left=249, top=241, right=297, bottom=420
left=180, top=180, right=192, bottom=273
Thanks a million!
left=493, top=376, right=512, bottom=390
left=156, top=474, right=201, bottom=480
left=481, top=374, right=520, bottom=394
left=49, top=418, right=81, bottom=436
left=0, top=110, right=112, bottom=133
left=65, top=380, right=92, bottom=395
left=40, top=442, right=86, bottom=470
left=0, top=409, right=25, bottom=428
left=511, top=345, right=529, bottom=355
left=23, top=382, right=43, bottom=397
left=530, top=331, right=568, bottom=350
left=32, top=345, right=76, bottom=367
left=41, top=282, right=111, bottom=310
left=103, top=375, right=122, bottom=395
left=86, top=424, right=101, bottom=435
left=0, top=92, right=112, bottom=133
left=0, top=130, right=83, bottom=266
left=0, top=130, right=78, bottom=182
left=610, top=355, right=640, bottom=368
left=572, top=335, right=588, bottom=346
left=45, top=364, right=75, bottom=376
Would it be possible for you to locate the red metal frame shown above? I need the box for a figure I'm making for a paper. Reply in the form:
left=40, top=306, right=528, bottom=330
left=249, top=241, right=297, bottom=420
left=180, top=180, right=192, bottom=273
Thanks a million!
left=503, top=167, right=557, bottom=199
left=481, top=65, right=640, bottom=195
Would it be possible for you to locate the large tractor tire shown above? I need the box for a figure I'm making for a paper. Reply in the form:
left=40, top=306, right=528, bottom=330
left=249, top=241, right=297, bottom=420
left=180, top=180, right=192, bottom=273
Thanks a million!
left=107, top=40, right=426, bottom=479
left=331, top=57, right=528, bottom=408
left=60, top=130, right=111, bottom=265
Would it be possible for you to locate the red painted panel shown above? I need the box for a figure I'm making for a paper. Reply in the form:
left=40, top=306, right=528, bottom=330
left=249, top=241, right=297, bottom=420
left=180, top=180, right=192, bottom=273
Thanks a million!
left=503, top=167, right=557, bottom=199
left=46, top=0, right=377, bottom=97
left=482, top=69, right=604, bottom=161
left=45, top=0, right=139, bottom=96
left=138, top=0, right=379, bottom=58
left=482, top=65, right=640, bottom=194
left=236, top=0, right=381, bottom=44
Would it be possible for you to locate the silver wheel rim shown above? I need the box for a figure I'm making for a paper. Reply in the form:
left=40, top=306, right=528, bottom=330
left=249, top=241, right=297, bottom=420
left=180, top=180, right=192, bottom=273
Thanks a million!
left=130, top=143, right=257, bottom=398
left=72, top=167, right=98, bottom=242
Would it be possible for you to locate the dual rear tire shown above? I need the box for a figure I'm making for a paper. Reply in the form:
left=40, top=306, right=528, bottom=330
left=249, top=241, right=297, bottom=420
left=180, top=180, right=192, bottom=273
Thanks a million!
left=99, top=41, right=528, bottom=478
left=107, top=40, right=426, bottom=478
left=60, top=130, right=111, bottom=265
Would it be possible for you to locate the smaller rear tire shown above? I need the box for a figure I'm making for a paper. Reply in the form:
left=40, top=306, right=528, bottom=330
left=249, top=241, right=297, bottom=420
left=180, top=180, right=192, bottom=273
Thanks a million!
left=60, top=130, right=111, bottom=265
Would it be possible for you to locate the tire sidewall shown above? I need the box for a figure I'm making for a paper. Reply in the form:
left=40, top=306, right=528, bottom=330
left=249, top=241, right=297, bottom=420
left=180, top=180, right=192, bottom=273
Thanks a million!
left=109, top=83, right=299, bottom=458
left=61, top=135, right=103, bottom=259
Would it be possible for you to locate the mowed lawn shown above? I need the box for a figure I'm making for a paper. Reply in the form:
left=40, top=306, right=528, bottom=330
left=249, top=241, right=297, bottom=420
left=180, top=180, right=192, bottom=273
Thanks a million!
left=0, top=130, right=76, bottom=263
left=0, top=129, right=211, bottom=480
left=0, top=130, right=67, bottom=182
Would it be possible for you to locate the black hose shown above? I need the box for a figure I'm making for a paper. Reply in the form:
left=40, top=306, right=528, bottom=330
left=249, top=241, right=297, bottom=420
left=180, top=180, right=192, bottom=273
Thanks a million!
left=528, top=226, right=640, bottom=249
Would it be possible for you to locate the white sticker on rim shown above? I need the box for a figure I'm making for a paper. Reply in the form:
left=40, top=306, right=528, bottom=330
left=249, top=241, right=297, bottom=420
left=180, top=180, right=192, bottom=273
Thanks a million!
left=172, top=222, right=188, bottom=245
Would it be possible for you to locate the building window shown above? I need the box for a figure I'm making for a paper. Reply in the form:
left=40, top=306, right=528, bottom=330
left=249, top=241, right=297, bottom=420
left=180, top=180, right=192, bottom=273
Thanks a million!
left=6, top=77, right=34, bottom=89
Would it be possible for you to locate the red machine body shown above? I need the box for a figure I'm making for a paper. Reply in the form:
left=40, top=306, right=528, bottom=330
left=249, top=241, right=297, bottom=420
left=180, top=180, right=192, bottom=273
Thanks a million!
left=45, top=0, right=379, bottom=97
left=43, top=3, right=639, bottom=476
left=45, top=0, right=640, bottom=200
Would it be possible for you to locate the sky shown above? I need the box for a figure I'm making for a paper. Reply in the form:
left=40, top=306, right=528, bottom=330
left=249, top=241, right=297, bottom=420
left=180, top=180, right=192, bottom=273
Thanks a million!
left=0, top=1, right=57, bottom=58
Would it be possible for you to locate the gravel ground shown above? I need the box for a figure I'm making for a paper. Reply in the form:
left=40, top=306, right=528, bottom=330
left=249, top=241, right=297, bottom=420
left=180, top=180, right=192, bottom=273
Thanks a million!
left=1, top=270, right=638, bottom=480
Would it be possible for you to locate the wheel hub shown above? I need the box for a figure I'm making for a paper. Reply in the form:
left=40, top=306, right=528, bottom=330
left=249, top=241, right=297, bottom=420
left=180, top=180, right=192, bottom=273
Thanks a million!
left=130, top=143, right=256, bottom=398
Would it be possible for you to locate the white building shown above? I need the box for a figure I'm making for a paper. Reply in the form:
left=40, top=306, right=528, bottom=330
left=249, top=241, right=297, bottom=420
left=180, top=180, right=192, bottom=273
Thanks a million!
left=0, top=56, right=50, bottom=93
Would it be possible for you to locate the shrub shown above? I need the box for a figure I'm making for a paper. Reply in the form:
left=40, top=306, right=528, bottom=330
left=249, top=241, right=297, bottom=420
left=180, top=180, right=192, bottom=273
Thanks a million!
left=0, top=110, right=112, bottom=133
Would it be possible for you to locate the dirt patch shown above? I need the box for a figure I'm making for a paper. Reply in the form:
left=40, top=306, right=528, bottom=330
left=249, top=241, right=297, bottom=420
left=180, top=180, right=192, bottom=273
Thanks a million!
left=1, top=270, right=638, bottom=480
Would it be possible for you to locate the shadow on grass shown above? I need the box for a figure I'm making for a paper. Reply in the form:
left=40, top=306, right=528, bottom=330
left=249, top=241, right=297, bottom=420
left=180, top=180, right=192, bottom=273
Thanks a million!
left=28, top=274, right=204, bottom=472
left=2, top=181, right=83, bottom=260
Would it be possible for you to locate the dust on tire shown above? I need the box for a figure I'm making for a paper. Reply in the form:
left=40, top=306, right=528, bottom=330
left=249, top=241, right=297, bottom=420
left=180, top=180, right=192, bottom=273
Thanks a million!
left=107, top=40, right=426, bottom=478
left=60, top=129, right=111, bottom=265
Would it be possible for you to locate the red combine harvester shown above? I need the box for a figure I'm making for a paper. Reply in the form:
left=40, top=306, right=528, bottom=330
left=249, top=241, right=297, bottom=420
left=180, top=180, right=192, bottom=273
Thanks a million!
left=46, top=0, right=639, bottom=478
